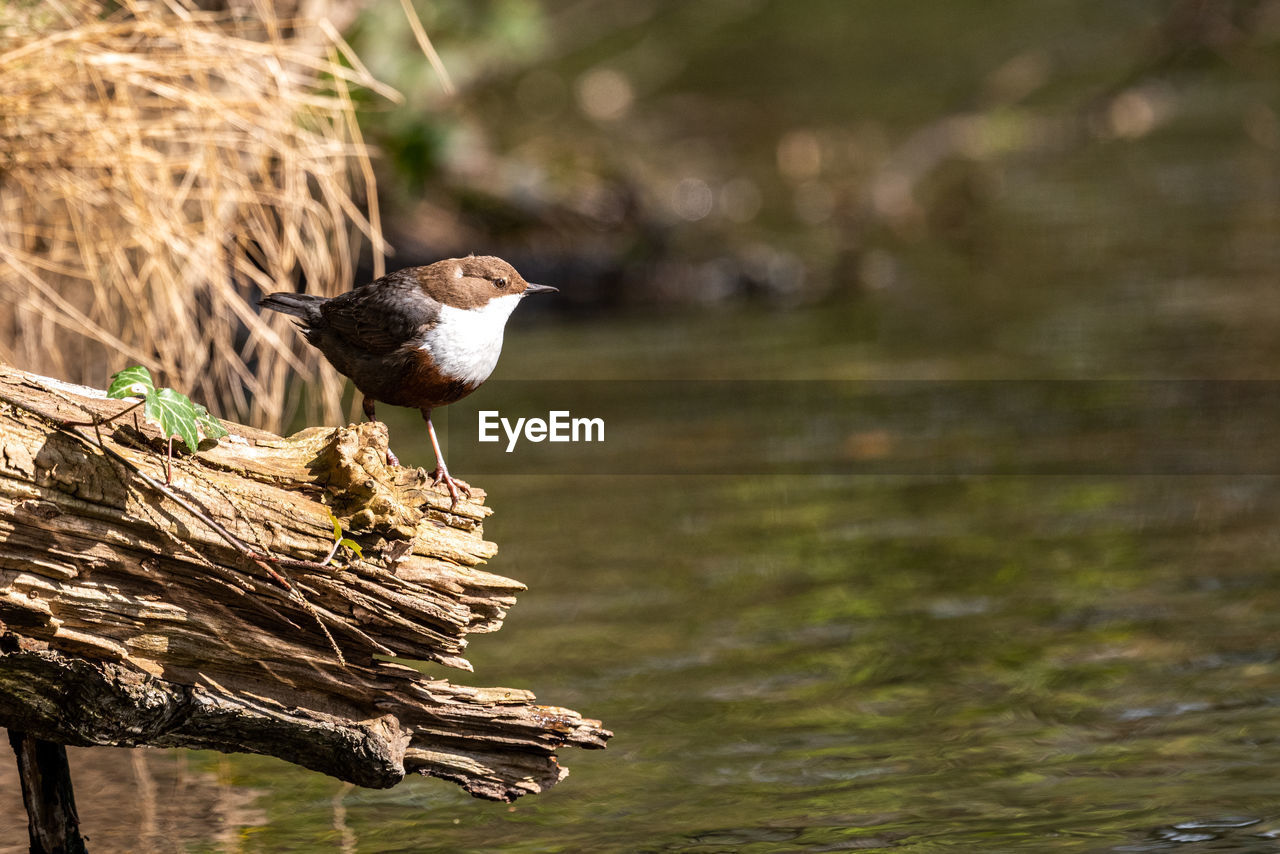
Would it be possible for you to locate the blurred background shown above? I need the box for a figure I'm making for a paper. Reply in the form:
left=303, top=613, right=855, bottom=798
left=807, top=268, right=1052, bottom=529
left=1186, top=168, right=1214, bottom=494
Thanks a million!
left=3, top=0, right=1280, bottom=851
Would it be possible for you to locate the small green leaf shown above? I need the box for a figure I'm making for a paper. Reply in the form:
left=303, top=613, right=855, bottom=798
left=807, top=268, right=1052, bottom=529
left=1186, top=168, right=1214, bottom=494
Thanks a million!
left=107, top=367, right=224, bottom=454
left=107, top=366, right=155, bottom=400
left=339, top=538, right=363, bottom=558
left=145, top=387, right=201, bottom=453
left=328, top=512, right=342, bottom=542
left=192, top=403, right=229, bottom=440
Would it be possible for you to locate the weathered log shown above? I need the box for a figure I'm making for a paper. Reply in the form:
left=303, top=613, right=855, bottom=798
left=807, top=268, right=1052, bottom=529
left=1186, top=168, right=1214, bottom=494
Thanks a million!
left=0, top=364, right=609, bottom=802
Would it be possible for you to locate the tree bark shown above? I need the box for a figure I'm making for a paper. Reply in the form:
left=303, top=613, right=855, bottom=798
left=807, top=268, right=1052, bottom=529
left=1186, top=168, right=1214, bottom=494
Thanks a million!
left=0, top=364, right=609, bottom=803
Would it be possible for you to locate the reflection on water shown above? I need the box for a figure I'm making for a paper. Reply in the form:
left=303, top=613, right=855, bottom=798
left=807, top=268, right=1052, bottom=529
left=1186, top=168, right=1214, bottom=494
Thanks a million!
left=474, top=472, right=1280, bottom=853
left=0, top=749, right=267, bottom=853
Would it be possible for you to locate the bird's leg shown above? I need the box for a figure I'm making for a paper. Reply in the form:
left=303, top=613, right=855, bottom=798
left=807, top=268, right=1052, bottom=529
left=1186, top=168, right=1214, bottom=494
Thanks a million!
left=362, top=395, right=399, bottom=467
left=423, top=407, right=470, bottom=507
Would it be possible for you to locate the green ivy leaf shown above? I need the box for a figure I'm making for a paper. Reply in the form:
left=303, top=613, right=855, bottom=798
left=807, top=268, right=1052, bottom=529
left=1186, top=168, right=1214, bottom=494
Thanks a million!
left=338, top=538, right=363, bottom=559
left=105, top=366, right=226, bottom=453
left=192, top=403, right=229, bottom=440
left=145, top=387, right=201, bottom=453
left=107, top=366, right=155, bottom=400
left=328, top=511, right=342, bottom=542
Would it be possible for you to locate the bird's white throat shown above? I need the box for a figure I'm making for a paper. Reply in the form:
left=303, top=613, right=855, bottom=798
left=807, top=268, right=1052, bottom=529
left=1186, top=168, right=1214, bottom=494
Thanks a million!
left=418, top=293, right=523, bottom=386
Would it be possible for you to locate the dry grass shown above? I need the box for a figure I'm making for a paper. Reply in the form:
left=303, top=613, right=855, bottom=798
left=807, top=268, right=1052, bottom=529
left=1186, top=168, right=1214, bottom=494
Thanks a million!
left=0, top=0, right=401, bottom=432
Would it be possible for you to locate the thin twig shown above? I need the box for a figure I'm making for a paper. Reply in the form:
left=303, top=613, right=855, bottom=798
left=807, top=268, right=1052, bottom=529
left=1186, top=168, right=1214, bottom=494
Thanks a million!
left=58, top=398, right=144, bottom=429
left=320, top=537, right=342, bottom=567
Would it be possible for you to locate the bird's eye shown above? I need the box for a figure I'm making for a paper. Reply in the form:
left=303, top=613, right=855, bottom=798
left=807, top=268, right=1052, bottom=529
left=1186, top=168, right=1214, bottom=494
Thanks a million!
left=493, top=277, right=508, bottom=289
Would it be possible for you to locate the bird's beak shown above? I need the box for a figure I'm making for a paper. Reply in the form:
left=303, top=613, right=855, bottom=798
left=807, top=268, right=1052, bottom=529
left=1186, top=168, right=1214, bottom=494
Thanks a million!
left=523, top=283, right=559, bottom=296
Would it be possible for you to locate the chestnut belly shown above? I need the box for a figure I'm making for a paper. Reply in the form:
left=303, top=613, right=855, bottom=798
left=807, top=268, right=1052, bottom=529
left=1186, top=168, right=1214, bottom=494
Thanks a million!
left=334, top=346, right=481, bottom=410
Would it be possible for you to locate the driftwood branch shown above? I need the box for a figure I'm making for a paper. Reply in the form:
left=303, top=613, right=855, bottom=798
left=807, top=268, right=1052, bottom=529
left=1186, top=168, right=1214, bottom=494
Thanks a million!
left=0, top=364, right=609, bottom=802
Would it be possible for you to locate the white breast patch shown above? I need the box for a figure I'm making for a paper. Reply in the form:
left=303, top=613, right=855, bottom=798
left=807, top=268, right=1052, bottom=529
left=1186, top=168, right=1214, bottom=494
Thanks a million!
left=418, top=293, right=523, bottom=386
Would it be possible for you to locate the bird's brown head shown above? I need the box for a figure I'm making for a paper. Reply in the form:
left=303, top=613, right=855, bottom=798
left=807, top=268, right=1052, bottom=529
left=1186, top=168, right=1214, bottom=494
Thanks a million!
left=413, top=255, right=557, bottom=309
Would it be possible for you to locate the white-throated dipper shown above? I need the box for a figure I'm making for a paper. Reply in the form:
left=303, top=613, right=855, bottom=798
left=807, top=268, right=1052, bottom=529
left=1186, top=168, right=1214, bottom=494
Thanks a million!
left=260, top=255, right=557, bottom=505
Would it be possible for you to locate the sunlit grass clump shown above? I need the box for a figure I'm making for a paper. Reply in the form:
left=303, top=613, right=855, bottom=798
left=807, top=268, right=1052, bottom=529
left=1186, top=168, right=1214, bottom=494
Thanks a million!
left=0, top=0, right=396, bottom=432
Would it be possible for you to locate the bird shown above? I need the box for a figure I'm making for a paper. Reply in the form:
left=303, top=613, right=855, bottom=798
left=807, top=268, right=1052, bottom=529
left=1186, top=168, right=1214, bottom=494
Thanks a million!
left=259, top=255, right=557, bottom=506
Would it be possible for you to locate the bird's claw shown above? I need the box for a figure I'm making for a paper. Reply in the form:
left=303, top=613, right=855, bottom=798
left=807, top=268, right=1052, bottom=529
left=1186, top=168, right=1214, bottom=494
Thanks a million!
left=385, top=448, right=400, bottom=468
left=429, top=466, right=471, bottom=507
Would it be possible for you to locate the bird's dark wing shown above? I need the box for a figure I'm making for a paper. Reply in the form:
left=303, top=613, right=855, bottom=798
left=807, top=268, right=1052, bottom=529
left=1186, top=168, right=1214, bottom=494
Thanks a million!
left=318, top=270, right=440, bottom=355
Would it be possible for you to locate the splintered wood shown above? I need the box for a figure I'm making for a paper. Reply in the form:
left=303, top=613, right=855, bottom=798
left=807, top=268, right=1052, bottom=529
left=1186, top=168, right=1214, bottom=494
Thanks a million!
left=0, top=365, right=609, bottom=802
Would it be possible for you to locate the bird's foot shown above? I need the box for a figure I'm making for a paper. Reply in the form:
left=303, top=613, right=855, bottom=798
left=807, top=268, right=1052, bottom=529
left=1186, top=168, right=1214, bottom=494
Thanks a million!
left=385, top=447, right=400, bottom=468
left=429, top=466, right=471, bottom=507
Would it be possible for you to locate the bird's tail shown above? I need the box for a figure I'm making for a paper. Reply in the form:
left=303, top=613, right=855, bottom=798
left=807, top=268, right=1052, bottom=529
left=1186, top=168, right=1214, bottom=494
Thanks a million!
left=259, top=292, right=325, bottom=327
